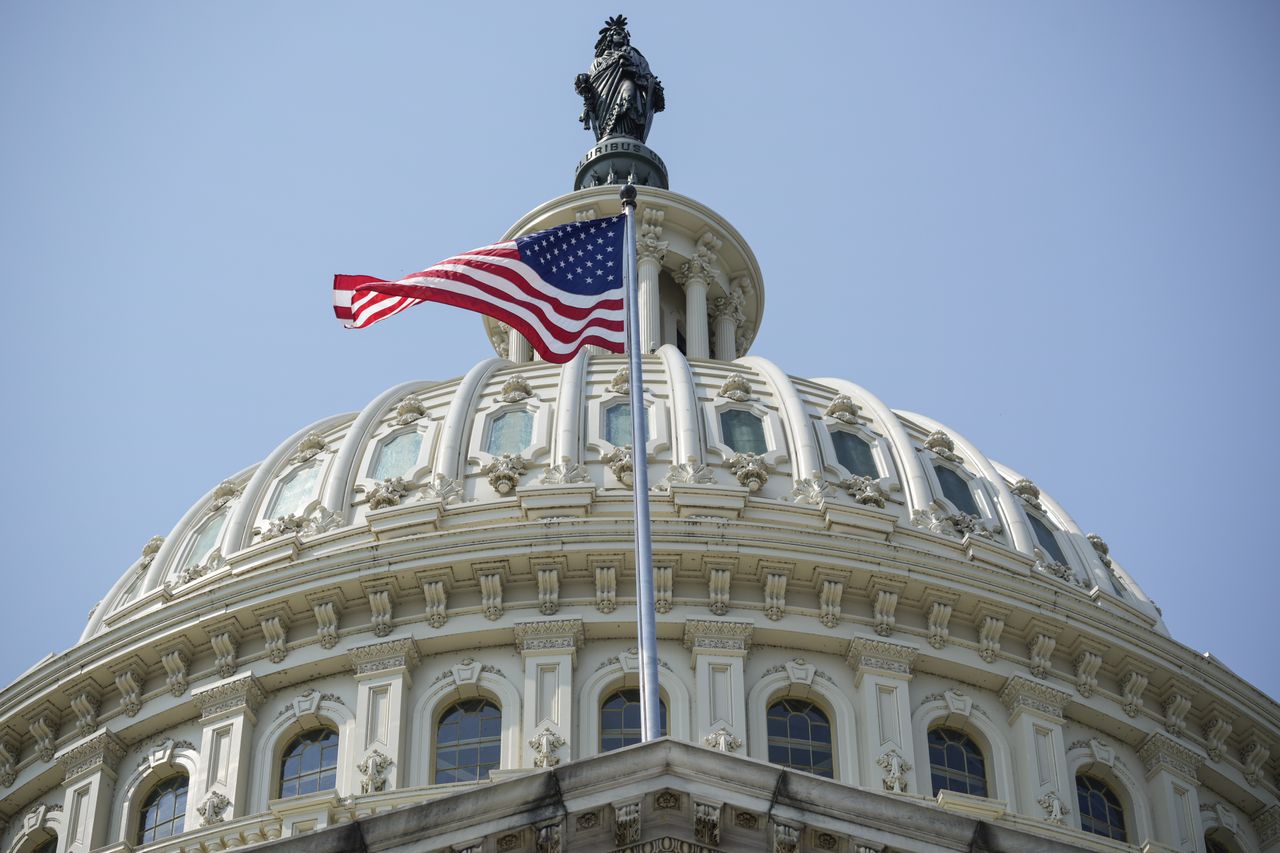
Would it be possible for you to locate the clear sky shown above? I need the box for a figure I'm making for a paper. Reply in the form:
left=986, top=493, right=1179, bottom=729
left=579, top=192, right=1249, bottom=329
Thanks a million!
left=2, top=3, right=1277, bottom=701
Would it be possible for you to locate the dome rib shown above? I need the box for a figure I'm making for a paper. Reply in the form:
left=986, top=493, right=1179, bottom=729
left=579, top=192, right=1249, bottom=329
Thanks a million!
left=552, top=350, right=589, bottom=463
left=738, top=356, right=821, bottom=483
left=436, top=357, right=509, bottom=481
left=322, top=379, right=442, bottom=514
left=897, top=410, right=1036, bottom=556
left=221, top=413, right=354, bottom=558
left=814, top=377, right=932, bottom=516
left=657, top=345, right=700, bottom=464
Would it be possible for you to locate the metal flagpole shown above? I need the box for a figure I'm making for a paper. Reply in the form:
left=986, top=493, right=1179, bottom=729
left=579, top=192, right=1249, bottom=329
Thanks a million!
left=620, top=183, right=662, bottom=741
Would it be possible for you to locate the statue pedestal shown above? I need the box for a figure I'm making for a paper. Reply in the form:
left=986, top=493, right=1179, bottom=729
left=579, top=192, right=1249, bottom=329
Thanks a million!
left=575, top=137, right=668, bottom=190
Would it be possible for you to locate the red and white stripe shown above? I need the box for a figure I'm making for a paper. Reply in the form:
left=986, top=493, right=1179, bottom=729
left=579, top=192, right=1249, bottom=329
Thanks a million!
left=333, top=244, right=625, bottom=363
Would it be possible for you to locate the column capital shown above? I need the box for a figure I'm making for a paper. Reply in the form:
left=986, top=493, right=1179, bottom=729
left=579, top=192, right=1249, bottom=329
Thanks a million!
left=513, top=618, right=585, bottom=659
left=349, top=637, right=421, bottom=680
left=682, top=619, right=753, bottom=657
left=1257, top=803, right=1280, bottom=851
left=846, top=637, right=919, bottom=682
left=57, top=729, right=126, bottom=784
left=1138, top=730, right=1205, bottom=783
left=999, top=674, right=1071, bottom=723
left=675, top=231, right=722, bottom=288
left=191, top=673, right=266, bottom=723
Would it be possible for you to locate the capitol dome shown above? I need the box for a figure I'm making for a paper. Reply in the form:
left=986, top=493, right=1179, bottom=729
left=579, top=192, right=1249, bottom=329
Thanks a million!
left=2, top=17, right=1278, bottom=853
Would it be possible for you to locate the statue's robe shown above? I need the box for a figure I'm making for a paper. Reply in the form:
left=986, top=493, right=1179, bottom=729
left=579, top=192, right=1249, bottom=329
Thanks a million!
left=588, top=46, right=658, bottom=142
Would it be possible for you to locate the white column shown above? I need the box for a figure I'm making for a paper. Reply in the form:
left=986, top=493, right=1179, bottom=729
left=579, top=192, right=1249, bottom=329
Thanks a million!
left=676, top=232, right=721, bottom=360
left=683, top=619, right=753, bottom=750
left=514, top=619, right=583, bottom=768
left=1139, top=732, right=1208, bottom=852
left=710, top=277, right=747, bottom=361
left=349, top=638, right=420, bottom=793
left=636, top=207, right=667, bottom=354
left=508, top=326, right=532, bottom=364
left=847, top=638, right=919, bottom=794
left=998, top=675, right=1073, bottom=817
left=56, top=731, right=125, bottom=853
left=190, top=673, right=265, bottom=825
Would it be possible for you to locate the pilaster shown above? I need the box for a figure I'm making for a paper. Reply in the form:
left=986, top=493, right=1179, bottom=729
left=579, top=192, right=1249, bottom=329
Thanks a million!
left=56, top=730, right=125, bottom=853
left=348, top=637, right=420, bottom=793
left=1138, top=731, right=1207, bottom=853
left=682, top=619, right=752, bottom=751
left=190, top=673, right=265, bottom=825
left=515, top=619, right=584, bottom=768
left=998, top=675, right=1072, bottom=816
left=847, top=637, right=918, bottom=793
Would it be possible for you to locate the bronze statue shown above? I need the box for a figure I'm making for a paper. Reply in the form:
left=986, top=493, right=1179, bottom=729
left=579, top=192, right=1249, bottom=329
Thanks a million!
left=575, top=15, right=665, bottom=143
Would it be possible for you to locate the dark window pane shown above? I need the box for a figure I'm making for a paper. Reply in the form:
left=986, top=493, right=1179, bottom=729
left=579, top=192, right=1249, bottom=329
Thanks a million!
left=720, top=410, right=768, bottom=455
left=934, top=465, right=980, bottom=516
left=766, top=699, right=834, bottom=778
left=1029, top=514, right=1069, bottom=565
left=1076, top=775, right=1127, bottom=842
left=279, top=728, right=339, bottom=798
left=137, top=775, right=189, bottom=845
left=435, top=700, right=503, bottom=783
left=832, top=431, right=877, bottom=477
left=599, top=689, right=668, bottom=752
left=927, top=728, right=987, bottom=798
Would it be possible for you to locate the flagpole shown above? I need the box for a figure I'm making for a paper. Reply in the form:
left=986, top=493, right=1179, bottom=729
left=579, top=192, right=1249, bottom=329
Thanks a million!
left=620, top=184, right=661, bottom=742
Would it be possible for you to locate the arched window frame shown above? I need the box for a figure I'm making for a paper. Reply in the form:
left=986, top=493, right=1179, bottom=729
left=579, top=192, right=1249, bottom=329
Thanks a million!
left=585, top=382, right=670, bottom=460
left=358, top=420, right=437, bottom=490
left=250, top=693, right=356, bottom=811
left=116, top=743, right=199, bottom=846
left=276, top=727, right=341, bottom=799
left=8, top=802, right=63, bottom=853
left=1020, top=507, right=1085, bottom=583
left=910, top=696, right=1014, bottom=806
left=579, top=653, right=692, bottom=758
left=410, top=664, right=521, bottom=786
left=1065, top=742, right=1154, bottom=844
left=165, top=508, right=230, bottom=587
left=702, top=394, right=788, bottom=467
left=747, top=665, right=858, bottom=784
left=468, top=388, right=552, bottom=473
left=1200, top=800, right=1249, bottom=853
left=814, top=417, right=897, bottom=488
left=921, top=448, right=999, bottom=527
left=260, top=459, right=328, bottom=524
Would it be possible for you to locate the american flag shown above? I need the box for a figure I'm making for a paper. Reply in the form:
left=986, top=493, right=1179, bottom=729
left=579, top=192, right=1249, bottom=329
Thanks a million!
left=333, top=215, right=627, bottom=363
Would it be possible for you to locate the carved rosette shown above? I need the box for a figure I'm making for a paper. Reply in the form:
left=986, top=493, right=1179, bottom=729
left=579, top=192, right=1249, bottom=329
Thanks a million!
left=482, top=454, right=527, bottom=495
left=291, top=432, right=328, bottom=463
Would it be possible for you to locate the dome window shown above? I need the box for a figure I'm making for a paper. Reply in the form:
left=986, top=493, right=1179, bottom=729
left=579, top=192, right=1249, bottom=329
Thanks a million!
left=933, top=465, right=981, bottom=517
left=30, top=839, right=57, bottom=853
left=268, top=463, right=322, bottom=519
left=1076, top=774, right=1127, bottom=841
left=136, top=775, right=188, bottom=844
left=928, top=727, right=987, bottom=797
left=600, top=688, right=668, bottom=752
left=1028, top=514, right=1069, bottom=566
left=279, top=728, right=339, bottom=798
left=720, top=410, right=767, bottom=455
left=831, top=431, right=877, bottom=478
left=604, top=403, right=652, bottom=448
left=371, top=431, right=423, bottom=481
left=486, top=410, right=533, bottom=456
left=435, top=699, right=502, bottom=784
left=766, top=698, right=834, bottom=778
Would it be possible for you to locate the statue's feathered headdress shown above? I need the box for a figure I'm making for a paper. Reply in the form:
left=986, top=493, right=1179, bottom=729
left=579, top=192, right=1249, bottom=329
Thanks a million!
left=594, top=14, right=630, bottom=56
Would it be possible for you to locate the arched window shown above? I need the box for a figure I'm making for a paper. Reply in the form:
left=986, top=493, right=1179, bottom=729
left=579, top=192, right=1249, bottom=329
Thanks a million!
left=928, top=727, right=988, bottom=797
left=372, top=431, right=423, bottom=480
left=181, top=512, right=226, bottom=572
left=487, top=411, right=533, bottom=455
left=1028, top=514, right=1069, bottom=565
left=766, top=698, right=834, bottom=778
left=435, top=699, right=502, bottom=784
left=279, top=728, right=339, bottom=798
left=269, top=463, right=322, bottom=518
left=933, top=465, right=980, bottom=516
left=137, top=775, right=188, bottom=844
left=30, top=838, right=57, bottom=853
left=831, top=431, right=877, bottom=478
left=600, top=688, right=668, bottom=751
left=721, top=410, right=767, bottom=455
left=1205, top=837, right=1232, bottom=853
left=604, top=403, right=633, bottom=447
left=1076, top=774, right=1127, bottom=841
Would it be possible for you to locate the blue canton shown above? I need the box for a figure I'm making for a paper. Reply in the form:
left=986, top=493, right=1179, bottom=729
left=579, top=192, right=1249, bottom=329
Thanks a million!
left=514, top=214, right=626, bottom=296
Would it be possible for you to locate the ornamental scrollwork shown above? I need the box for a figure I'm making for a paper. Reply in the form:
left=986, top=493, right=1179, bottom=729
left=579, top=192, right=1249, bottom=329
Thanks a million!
left=608, top=365, right=630, bottom=395
left=496, top=374, right=533, bottom=403
left=358, top=749, right=393, bottom=793
left=716, top=373, right=753, bottom=402
left=415, top=473, right=465, bottom=506
left=139, top=535, right=165, bottom=569
left=197, top=790, right=232, bottom=825
left=542, top=457, right=591, bottom=485
left=1038, top=791, right=1069, bottom=824
left=703, top=727, right=742, bottom=753
left=208, top=480, right=242, bottom=511
left=824, top=394, right=861, bottom=424
left=482, top=454, right=527, bottom=495
left=923, top=430, right=961, bottom=462
left=911, top=502, right=1000, bottom=539
left=605, top=445, right=634, bottom=486
left=667, top=456, right=716, bottom=486
left=393, top=395, right=428, bottom=425
left=1011, top=478, right=1043, bottom=510
left=787, top=476, right=831, bottom=505
left=729, top=452, right=768, bottom=492
left=291, top=432, right=328, bottom=463
left=367, top=476, right=412, bottom=510
left=840, top=475, right=887, bottom=508
left=876, top=749, right=912, bottom=793
left=529, top=727, right=566, bottom=768
left=255, top=505, right=344, bottom=541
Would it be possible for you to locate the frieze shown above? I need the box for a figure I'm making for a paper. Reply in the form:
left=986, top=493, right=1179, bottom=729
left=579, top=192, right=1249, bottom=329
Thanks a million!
left=191, top=674, right=266, bottom=720
left=57, top=730, right=126, bottom=782
left=682, top=619, right=753, bottom=653
left=349, top=638, right=421, bottom=676
left=999, top=675, right=1070, bottom=721
left=847, top=637, right=918, bottom=679
left=514, top=619, right=585, bottom=654
left=1138, top=731, right=1204, bottom=782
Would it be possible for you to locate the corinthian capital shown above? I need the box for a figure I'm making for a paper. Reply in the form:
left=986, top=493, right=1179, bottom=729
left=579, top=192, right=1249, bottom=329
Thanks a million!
left=637, top=207, right=668, bottom=263
left=676, top=231, right=721, bottom=286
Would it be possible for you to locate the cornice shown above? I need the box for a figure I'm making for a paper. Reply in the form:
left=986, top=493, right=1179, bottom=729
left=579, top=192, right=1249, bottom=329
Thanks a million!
left=1138, top=731, right=1206, bottom=783
left=349, top=638, right=421, bottom=678
left=513, top=619, right=585, bottom=657
left=846, top=637, right=919, bottom=682
left=683, top=619, right=754, bottom=655
left=999, top=675, right=1072, bottom=723
left=56, top=729, right=125, bottom=784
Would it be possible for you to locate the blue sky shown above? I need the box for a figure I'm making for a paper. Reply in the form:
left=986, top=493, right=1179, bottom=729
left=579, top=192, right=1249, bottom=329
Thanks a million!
left=2, top=2, right=1277, bottom=701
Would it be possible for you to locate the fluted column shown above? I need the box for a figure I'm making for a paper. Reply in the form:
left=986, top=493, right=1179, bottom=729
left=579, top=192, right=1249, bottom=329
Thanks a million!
left=636, top=207, right=667, bottom=353
left=507, top=325, right=532, bottom=364
left=710, top=277, right=747, bottom=361
left=676, top=232, right=720, bottom=360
